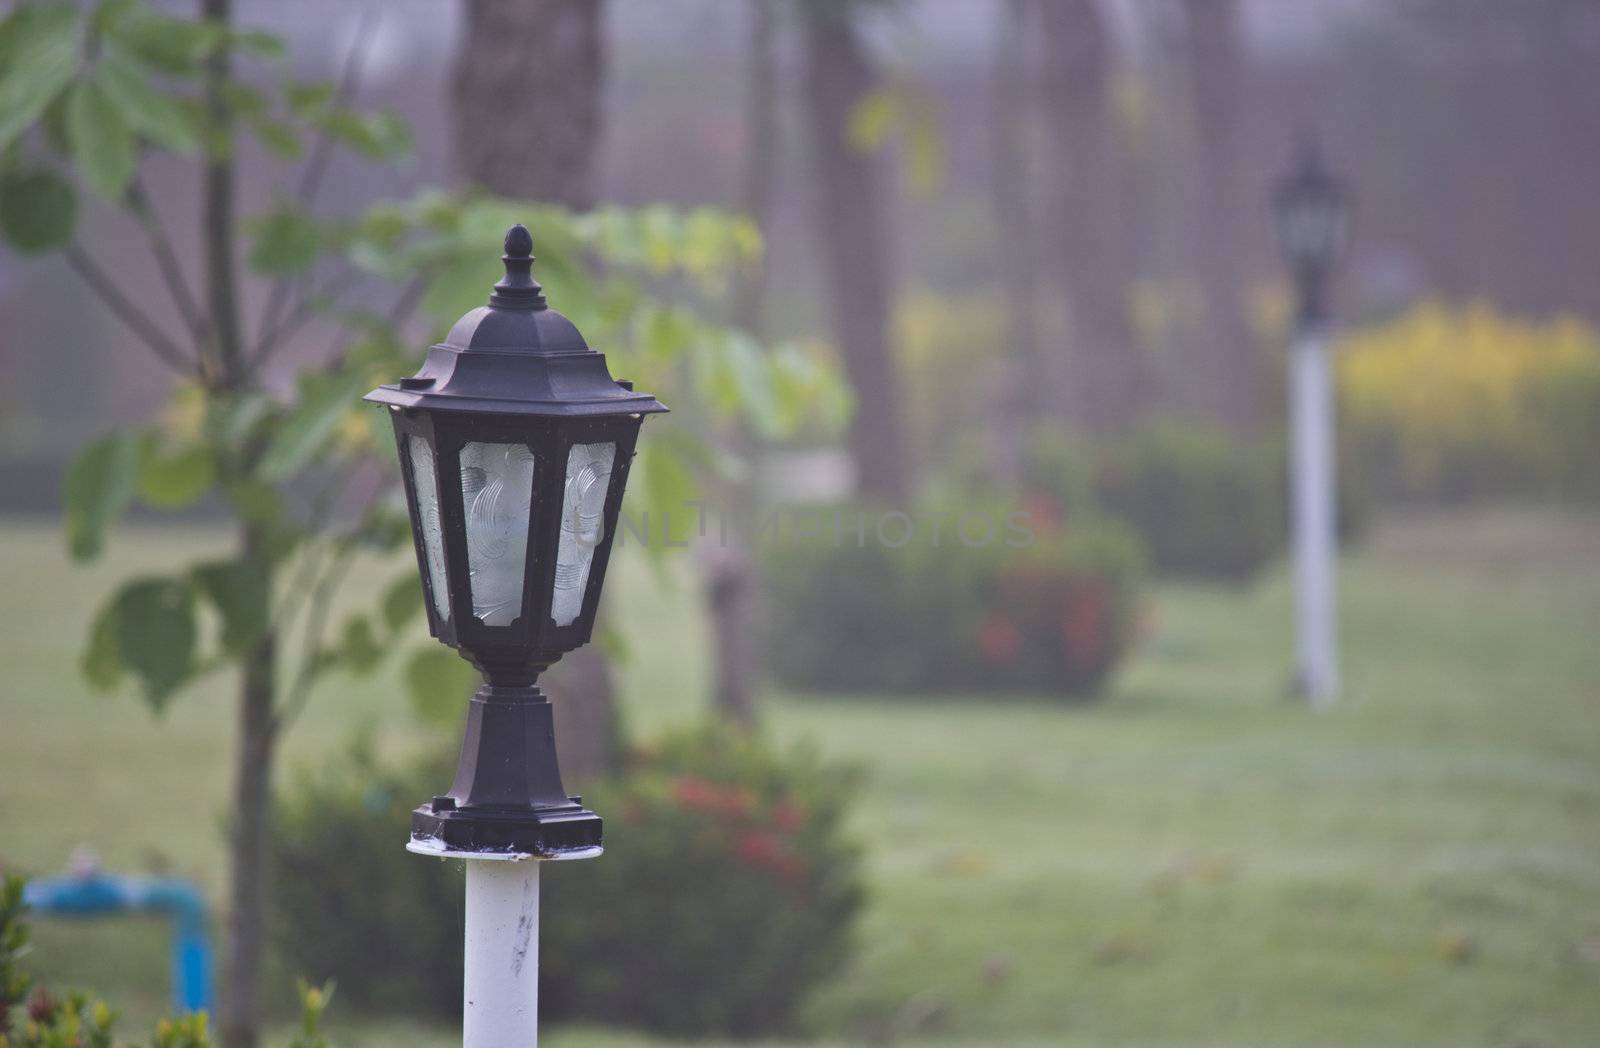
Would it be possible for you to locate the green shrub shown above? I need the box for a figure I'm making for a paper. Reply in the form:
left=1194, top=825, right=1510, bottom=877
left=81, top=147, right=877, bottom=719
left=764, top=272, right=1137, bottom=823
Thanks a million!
left=543, top=725, right=865, bottom=1036
left=1088, top=420, right=1286, bottom=580
left=270, top=736, right=464, bottom=1019
left=1012, top=419, right=1366, bottom=583
left=762, top=505, right=1144, bottom=697
left=270, top=725, right=865, bottom=1038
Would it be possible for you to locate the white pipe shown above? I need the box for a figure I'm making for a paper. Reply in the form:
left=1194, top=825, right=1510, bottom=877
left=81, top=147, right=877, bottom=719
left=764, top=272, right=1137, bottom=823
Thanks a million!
left=463, top=858, right=541, bottom=1047
left=1291, top=328, right=1339, bottom=706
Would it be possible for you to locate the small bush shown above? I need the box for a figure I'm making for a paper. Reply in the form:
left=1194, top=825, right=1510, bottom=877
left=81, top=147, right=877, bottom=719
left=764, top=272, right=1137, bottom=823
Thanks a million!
left=1013, top=418, right=1366, bottom=582
left=270, top=725, right=864, bottom=1038
left=1339, top=300, right=1600, bottom=503
left=762, top=505, right=1144, bottom=697
left=1089, top=420, right=1286, bottom=580
left=0, top=875, right=333, bottom=1048
left=543, top=725, right=865, bottom=1036
left=270, top=736, right=465, bottom=1019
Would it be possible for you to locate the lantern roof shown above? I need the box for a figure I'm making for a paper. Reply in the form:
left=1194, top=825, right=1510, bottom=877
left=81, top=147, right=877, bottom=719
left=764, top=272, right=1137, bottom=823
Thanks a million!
left=1276, top=136, right=1344, bottom=206
left=365, top=224, right=667, bottom=418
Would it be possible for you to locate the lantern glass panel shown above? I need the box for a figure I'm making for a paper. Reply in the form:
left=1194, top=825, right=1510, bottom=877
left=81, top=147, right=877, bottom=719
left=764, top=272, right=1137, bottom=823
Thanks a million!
left=407, top=434, right=450, bottom=621
left=552, top=441, right=617, bottom=627
left=460, top=441, right=537, bottom=626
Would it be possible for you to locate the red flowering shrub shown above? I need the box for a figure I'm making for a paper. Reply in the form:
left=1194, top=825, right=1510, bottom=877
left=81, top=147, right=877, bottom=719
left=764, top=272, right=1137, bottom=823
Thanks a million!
left=273, top=726, right=865, bottom=1038
left=764, top=505, right=1143, bottom=698
left=539, top=724, right=865, bottom=1036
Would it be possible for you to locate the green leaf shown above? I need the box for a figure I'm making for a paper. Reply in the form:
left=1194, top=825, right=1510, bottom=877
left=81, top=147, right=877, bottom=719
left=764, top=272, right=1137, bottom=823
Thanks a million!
left=0, top=4, right=79, bottom=151
left=96, top=55, right=199, bottom=153
left=223, top=478, right=301, bottom=563
left=66, top=80, right=136, bottom=200
left=106, top=7, right=221, bottom=77
left=137, top=441, right=214, bottom=509
left=722, top=331, right=782, bottom=438
left=0, top=168, right=77, bottom=253
left=64, top=431, right=139, bottom=561
left=248, top=205, right=320, bottom=274
left=104, top=576, right=198, bottom=711
left=228, top=28, right=285, bottom=60
left=82, top=601, right=124, bottom=691
left=254, top=371, right=362, bottom=482
left=316, top=107, right=411, bottom=161
left=284, top=80, right=335, bottom=119
left=347, top=506, right=410, bottom=553
left=640, top=440, right=698, bottom=551
left=207, top=391, right=270, bottom=446
left=405, top=648, right=477, bottom=728
left=220, top=81, right=268, bottom=118
left=223, top=477, right=284, bottom=528
left=338, top=615, right=382, bottom=673
left=249, top=117, right=301, bottom=159
left=192, top=558, right=269, bottom=655
left=380, top=573, right=422, bottom=633
left=421, top=251, right=499, bottom=322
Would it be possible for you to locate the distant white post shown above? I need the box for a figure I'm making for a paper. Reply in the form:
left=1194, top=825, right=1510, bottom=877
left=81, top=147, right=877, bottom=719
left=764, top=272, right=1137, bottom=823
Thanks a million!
left=1290, top=326, right=1338, bottom=706
left=1272, top=132, right=1351, bottom=707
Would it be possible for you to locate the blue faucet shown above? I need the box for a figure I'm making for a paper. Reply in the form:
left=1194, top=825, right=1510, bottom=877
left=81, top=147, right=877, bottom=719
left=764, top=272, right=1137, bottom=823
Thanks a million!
left=24, top=868, right=212, bottom=1014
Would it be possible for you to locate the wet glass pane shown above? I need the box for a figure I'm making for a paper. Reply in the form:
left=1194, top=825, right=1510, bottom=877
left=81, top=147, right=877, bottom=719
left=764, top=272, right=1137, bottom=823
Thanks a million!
left=408, top=435, right=450, bottom=621
left=552, top=441, right=616, bottom=627
left=461, top=442, right=537, bottom=626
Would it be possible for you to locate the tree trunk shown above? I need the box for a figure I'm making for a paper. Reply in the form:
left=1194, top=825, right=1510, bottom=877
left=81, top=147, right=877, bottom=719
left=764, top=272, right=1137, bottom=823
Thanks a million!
left=800, top=5, right=910, bottom=501
left=1184, top=0, right=1259, bottom=434
left=733, top=0, right=777, bottom=339
left=220, top=632, right=275, bottom=1048
left=989, top=0, right=1043, bottom=480
left=453, top=0, right=604, bottom=208
left=705, top=546, right=758, bottom=727
left=452, top=0, right=618, bottom=780
left=203, top=5, right=276, bottom=1048
left=703, top=0, right=779, bottom=729
left=1037, top=0, right=1147, bottom=435
left=540, top=644, right=620, bottom=779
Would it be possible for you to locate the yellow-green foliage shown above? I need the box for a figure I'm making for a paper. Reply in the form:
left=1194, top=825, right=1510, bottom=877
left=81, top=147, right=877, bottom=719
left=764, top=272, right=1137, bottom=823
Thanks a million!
left=1338, top=301, right=1600, bottom=501
left=892, top=288, right=1009, bottom=455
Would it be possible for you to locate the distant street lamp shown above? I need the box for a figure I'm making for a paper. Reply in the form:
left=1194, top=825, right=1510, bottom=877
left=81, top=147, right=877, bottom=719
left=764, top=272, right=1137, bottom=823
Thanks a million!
left=1273, top=136, right=1352, bottom=707
left=366, top=224, right=666, bottom=1045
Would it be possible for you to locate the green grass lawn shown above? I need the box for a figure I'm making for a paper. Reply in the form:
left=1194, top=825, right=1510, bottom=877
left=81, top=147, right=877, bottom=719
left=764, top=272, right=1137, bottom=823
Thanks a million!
left=2, top=507, right=1598, bottom=1046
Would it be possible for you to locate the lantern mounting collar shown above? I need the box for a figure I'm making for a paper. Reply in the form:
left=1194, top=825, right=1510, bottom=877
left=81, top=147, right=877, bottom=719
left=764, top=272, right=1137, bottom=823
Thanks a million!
left=363, top=223, right=667, bottom=418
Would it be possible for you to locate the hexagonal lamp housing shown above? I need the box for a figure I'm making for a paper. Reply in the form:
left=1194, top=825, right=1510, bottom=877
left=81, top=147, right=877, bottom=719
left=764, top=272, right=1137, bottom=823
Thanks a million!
left=367, top=224, right=665, bottom=857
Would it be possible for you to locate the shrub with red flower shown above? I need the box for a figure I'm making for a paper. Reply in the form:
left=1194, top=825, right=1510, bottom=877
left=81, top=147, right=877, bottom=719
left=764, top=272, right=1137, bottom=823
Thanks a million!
left=538, top=724, right=865, bottom=1037
left=984, top=540, right=1134, bottom=693
left=671, top=775, right=757, bottom=819
left=765, top=501, right=1143, bottom=699
left=976, top=613, right=1023, bottom=662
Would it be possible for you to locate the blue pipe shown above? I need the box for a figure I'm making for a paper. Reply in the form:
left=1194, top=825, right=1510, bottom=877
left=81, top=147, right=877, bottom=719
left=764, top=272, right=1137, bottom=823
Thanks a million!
left=23, top=873, right=213, bottom=1014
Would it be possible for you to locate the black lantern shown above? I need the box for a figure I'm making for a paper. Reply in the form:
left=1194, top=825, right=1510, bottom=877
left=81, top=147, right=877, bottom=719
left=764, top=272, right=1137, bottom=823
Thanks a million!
left=1272, top=135, right=1352, bottom=326
left=367, top=224, right=665, bottom=857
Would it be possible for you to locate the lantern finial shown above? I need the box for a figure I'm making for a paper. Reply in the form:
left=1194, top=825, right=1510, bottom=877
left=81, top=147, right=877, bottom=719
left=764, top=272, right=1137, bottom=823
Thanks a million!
left=492, top=223, right=546, bottom=310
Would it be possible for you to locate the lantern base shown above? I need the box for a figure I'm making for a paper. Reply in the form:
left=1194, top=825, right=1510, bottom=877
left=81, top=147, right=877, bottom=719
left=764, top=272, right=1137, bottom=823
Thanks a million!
left=408, top=682, right=604, bottom=859
left=409, top=799, right=603, bottom=859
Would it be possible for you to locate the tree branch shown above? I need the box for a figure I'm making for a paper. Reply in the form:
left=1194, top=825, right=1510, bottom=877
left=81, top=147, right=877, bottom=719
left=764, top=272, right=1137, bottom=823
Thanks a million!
left=125, top=176, right=208, bottom=350
left=272, top=543, right=356, bottom=736
left=248, top=264, right=363, bottom=372
left=65, top=244, right=197, bottom=375
left=253, top=5, right=380, bottom=351
left=385, top=271, right=429, bottom=328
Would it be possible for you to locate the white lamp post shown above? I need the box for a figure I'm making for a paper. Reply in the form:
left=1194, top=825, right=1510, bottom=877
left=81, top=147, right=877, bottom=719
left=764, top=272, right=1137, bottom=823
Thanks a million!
left=365, top=225, right=666, bottom=1045
left=1273, top=136, right=1352, bottom=708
